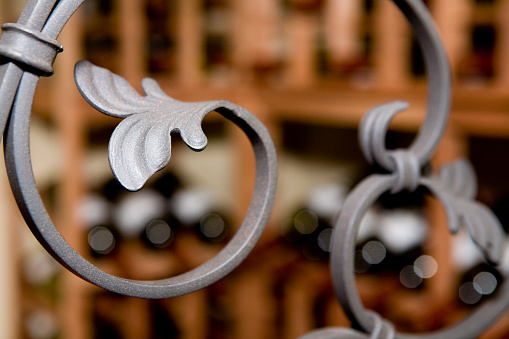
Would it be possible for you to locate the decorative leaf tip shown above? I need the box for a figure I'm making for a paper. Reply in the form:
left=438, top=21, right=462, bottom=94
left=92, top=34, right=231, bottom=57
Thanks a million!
left=424, top=159, right=506, bottom=266
left=74, top=61, right=232, bottom=191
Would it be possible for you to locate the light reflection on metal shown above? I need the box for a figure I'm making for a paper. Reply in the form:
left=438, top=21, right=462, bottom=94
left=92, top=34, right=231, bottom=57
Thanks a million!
left=0, top=0, right=507, bottom=337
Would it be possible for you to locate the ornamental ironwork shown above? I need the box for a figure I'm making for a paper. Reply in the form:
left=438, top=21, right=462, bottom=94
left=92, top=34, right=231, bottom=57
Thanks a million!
left=0, top=0, right=507, bottom=338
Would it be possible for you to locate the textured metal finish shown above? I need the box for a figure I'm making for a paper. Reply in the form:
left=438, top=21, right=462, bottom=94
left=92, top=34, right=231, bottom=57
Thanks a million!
left=0, top=0, right=85, bottom=141
left=0, top=23, right=63, bottom=76
left=0, top=0, right=507, bottom=336
left=5, top=64, right=277, bottom=298
left=0, top=0, right=278, bottom=298
left=75, top=60, right=242, bottom=192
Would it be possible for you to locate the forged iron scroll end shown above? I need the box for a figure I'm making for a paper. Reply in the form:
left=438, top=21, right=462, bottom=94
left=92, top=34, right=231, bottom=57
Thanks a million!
left=359, top=100, right=410, bottom=168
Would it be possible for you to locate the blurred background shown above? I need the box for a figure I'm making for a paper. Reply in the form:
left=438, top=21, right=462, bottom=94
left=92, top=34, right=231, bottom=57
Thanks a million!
left=2, top=0, right=509, bottom=338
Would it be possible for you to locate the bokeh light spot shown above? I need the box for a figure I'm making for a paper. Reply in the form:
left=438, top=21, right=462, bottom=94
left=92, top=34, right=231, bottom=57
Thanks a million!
left=400, top=265, right=423, bottom=288
left=146, top=220, right=173, bottom=248
left=459, top=282, right=482, bottom=305
left=88, top=226, right=115, bottom=254
left=294, top=210, right=319, bottom=235
left=362, top=240, right=386, bottom=265
left=473, top=271, right=497, bottom=295
left=414, top=255, right=438, bottom=279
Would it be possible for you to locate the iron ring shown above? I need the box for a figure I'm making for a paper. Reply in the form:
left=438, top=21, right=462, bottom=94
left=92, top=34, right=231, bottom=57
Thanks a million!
left=4, top=71, right=278, bottom=298
left=330, top=174, right=509, bottom=339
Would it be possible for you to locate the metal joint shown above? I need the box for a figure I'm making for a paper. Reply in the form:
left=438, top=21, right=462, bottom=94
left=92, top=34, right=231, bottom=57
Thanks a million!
left=0, top=0, right=508, bottom=338
left=0, top=23, right=63, bottom=76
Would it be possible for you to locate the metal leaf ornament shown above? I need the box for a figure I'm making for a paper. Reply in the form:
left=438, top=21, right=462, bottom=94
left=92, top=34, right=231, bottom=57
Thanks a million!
left=422, top=159, right=505, bottom=265
left=75, top=60, right=226, bottom=191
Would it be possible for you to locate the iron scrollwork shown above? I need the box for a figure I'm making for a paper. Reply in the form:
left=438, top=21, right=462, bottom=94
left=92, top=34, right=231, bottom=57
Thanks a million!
left=0, top=0, right=277, bottom=298
left=0, top=0, right=508, bottom=337
left=303, top=0, right=508, bottom=338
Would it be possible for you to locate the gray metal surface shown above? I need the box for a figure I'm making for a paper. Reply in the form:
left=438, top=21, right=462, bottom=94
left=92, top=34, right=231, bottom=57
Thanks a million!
left=0, top=0, right=507, bottom=337
left=325, top=0, right=508, bottom=338
left=0, top=0, right=278, bottom=298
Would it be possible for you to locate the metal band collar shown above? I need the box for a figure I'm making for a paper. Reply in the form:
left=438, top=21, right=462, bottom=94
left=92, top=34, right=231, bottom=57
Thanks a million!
left=0, top=23, right=63, bottom=76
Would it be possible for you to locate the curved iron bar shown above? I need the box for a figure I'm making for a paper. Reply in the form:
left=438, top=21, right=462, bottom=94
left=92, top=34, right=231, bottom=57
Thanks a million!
left=0, top=0, right=278, bottom=298
left=320, top=0, right=508, bottom=339
left=359, top=0, right=451, bottom=173
left=300, top=312, right=395, bottom=339
left=0, top=0, right=507, bottom=336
